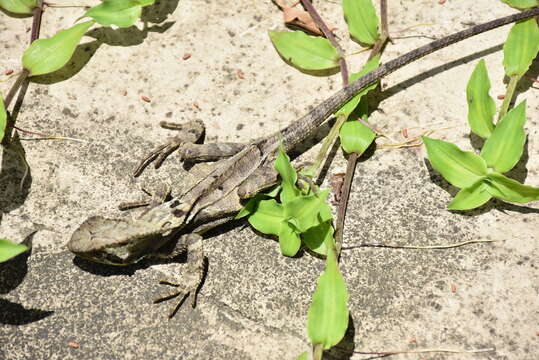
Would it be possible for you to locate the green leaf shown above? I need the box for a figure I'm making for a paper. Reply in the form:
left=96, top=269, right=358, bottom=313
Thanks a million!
left=22, top=21, right=95, bottom=76
left=422, top=137, right=488, bottom=188
left=342, top=0, right=380, bottom=45
left=0, top=0, right=36, bottom=14
left=0, top=238, right=28, bottom=263
left=447, top=179, right=491, bottom=210
left=83, top=0, right=154, bottom=28
left=247, top=199, right=284, bottom=235
left=278, top=222, right=301, bottom=256
left=307, top=236, right=349, bottom=349
left=501, top=0, right=538, bottom=10
left=485, top=173, right=539, bottom=203
left=335, top=55, right=380, bottom=118
left=296, top=352, right=308, bottom=360
left=303, top=221, right=333, bottom=255
left=0, top=95, right=6, bottom=142
left=466, top=59, right=496, bottom=138
left=480, top=101, right=527, bottom=173
left=503, top=18, right=539, bottom=76
left=283, top=190, right=332, bottom=233
left=339, top=115, right=375, bottom=154
left=274, top=145, right=300, bottom=203
left=268, top=30, right=340, bottom=71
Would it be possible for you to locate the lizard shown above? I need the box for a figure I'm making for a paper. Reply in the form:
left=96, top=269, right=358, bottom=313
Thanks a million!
left=67, top=8, right=539, bottom=317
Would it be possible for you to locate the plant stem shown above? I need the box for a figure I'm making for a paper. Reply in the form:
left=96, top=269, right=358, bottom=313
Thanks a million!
left=497, top=74, right=520, bottom=121
left=2, top=0, right=43, bottom=146
left=299, top=0, right=349, bottom=84
left=334, top=0, right=390, bottom=257
left=298, top=0, right=351, bottom=178
left=307, top=114, right=348, bottom=176
left=4, top=70, right=29, bottom=109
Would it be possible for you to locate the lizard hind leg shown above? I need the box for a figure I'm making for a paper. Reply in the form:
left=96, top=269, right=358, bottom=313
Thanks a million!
left=153, top=233, right=205, bottom=318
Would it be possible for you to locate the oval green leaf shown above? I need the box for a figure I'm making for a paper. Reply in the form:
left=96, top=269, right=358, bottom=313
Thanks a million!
left=307, top=237, right=349, bottom=349
left=335, top=55, right=380, bottom=118
left=423, top=137, right=488, bottom=188
left=501, top=0, right=538, bottom=10
left=447, top=179, right=491, bottom=210
left=0, top=0, right=36, bottom=14
left=22, top=20, right=95, bottom=76
left=343, top=0, right=380, bottom=45
left=503, top=18, right=539, bottom=76
left=0, top=238, right=28, bottom=263
left=480, top=101, right=526, bottom=173
left=83, top=0, right=153, bottom=28
left=466, top=60, right=495, bottom=139
left=340, top=119, right=375, bottom=154
left=0, top=95, right=6, bottom=142
left=278, top=222, right=301, bottom=257
left=485, top=173, right=539, bottom=203
left=268, top=30, right=340, bottom=71
left=247, top=199, right=284, bottom=235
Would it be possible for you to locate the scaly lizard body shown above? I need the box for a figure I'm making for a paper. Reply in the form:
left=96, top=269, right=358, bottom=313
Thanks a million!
left=67, top=9, right=539, bottom=315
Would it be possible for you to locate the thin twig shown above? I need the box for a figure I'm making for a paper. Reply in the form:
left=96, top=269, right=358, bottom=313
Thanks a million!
left=351, top=347, right=495, bottom=356
left=341, top=239, right=499, bottom=251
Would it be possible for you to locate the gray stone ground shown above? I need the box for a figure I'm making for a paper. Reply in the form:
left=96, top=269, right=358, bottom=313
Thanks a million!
left=1, top=0, right=538, bottom=359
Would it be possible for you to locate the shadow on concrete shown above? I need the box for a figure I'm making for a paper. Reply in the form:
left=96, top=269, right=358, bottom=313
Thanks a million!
left=0, top=76, right=32, bottom=215
left=0, top=298, right=53, bottom=325
left=377, top=43, right=504, bottom=103
left=31, top=0, right=179, bottom=85
left=326, top=314, right=356, bottom=359
left=0, top=246, right=31, bottom=294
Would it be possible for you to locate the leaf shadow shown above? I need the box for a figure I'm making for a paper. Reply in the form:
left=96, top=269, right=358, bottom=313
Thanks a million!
left=30, top=0, right=179, bottom=85
left=0, top=234, right=33, bottom=294
left=0, top=298, right=53, bottom=325
left=325, top=313, right=356, bottom=359
left=503, top=137, right=529, bottom=184
left=1, top=74, right=32, bottom=214
left=469, top=132, right=485, bottom=151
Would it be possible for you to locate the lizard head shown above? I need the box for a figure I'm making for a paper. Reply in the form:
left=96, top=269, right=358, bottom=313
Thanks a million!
left=67, top=216, right=168, bottom=265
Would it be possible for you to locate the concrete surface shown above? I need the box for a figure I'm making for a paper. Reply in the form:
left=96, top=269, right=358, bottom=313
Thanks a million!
left=1, top=0, right=538, bottom=359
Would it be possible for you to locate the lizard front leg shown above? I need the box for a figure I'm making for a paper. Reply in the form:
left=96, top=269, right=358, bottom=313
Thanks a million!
left=152, top=233, right=205, bottom=318
left=134, top=119, right=244, bottom=176
left=134, top=120, right=205, bottom=176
